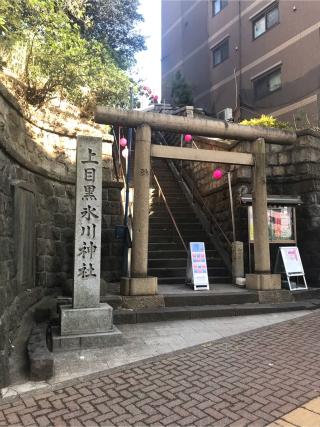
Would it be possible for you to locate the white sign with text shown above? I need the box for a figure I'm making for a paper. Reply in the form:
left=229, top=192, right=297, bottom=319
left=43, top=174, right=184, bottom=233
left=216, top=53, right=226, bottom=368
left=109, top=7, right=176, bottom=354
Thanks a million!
left=186, top=242, right=209, bottom=291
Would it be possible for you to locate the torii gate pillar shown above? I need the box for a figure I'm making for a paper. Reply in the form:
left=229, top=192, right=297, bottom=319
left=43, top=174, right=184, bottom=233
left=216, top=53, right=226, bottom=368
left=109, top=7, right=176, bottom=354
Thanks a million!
left=121, top=124, right=158, bottom=296
left=246, top=138, right=281, bottom=290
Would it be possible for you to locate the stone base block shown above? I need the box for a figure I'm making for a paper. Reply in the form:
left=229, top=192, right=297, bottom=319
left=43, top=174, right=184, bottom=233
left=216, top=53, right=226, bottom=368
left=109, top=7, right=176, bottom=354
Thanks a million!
left=246, top=274, right=281, bottom=291
left=258, top=289, right=294, bottom=304
left=129, top=277, right=158, bottom=296
left=120, top=277, right=130, bottom=296
left=28, top=324, right=54, bottom=381
left=51, top=325, right=123, bottom=352
left=60, top=303, right=113, bottom=336
left=122, top=295, right=165, bottom=309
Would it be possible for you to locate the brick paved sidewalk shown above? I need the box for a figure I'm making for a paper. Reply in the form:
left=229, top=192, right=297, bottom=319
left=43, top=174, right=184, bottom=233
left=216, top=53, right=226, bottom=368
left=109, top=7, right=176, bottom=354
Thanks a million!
left=1, top=311, right=320, bottom=427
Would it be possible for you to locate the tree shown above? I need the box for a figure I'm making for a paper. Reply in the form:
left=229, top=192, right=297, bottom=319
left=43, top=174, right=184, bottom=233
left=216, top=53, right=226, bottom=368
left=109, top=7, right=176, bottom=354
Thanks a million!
left=171, top=71, right=193, bottom=107
left=84, top=0, right=146, bottom=70
left=0, top=0, right=135, bottom=108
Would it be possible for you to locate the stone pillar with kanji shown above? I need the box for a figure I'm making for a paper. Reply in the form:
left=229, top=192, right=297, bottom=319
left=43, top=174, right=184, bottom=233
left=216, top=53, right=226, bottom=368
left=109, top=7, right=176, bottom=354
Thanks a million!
left=52, top=136, right=122, bottom=351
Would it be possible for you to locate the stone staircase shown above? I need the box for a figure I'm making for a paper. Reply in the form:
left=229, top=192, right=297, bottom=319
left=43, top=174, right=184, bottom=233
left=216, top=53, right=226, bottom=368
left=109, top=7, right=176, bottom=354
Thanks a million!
left=148, top=158, right=232, bottom=286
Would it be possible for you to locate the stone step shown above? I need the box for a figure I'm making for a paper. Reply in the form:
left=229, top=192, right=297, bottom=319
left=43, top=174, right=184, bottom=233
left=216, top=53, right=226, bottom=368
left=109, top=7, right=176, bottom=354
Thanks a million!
left=150, top=201, right=191, bottom=208
left=148, top=266, right=227, bottom=278
left=113, top=301, right=317, bottom=324
left=148, top=249, right=218, bottom=259
left=148, top=257, right=224, bottom=268
left=157, top=276, right=232, bottom=285
left=151, top=206, right=195, bottom=215
left=149, top=222, right=203, bottom=230
left=149, top=235, right=212, bottom=244
left=149, top=214, right=196, bottom=223
left=163, top=292, right=259, bottom=307
left=149, top=226, right=204, bottom=236
left=148, top=242, right=184, bottom=251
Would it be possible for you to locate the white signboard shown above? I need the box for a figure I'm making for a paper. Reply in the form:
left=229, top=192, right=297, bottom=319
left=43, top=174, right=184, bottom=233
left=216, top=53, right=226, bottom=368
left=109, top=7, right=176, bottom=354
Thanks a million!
left=186, top=242, right=209, bottom=291
left=279, top=246, right=307, bottom=291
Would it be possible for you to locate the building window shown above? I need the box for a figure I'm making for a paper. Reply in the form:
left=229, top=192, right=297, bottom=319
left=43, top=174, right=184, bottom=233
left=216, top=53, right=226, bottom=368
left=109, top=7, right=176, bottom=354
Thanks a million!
left=212, top=0, right=228, bottom=16
left=212, top=38, right=229, bottom=67
left=253, top=68, right=282, bottom=100
left=252, top=3, right=279, bottom=39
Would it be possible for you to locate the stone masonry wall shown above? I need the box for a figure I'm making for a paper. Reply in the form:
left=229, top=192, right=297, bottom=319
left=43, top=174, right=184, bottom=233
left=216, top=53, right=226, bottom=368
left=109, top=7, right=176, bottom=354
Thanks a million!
left=0, top=84, right=123, bottom=387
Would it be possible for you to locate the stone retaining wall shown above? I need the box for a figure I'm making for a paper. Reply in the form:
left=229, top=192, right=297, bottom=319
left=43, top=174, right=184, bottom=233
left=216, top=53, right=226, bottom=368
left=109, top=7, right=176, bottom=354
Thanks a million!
left=0, top=83, right=123, bottom=388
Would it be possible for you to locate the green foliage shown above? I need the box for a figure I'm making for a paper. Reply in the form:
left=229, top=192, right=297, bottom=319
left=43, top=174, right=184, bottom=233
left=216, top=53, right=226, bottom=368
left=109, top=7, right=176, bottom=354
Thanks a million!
left=240, top=115, right=289, bottom=129
left=171, top=71, right=193, bottom=107
left=0, top=0, right=141, bottom=109
left=84, top=0, right=146, bottom=70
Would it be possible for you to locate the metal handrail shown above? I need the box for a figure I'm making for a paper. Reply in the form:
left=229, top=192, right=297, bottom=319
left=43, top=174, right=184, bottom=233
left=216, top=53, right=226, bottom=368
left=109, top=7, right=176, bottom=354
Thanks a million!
left=185, top=171, right=232, bottom=247
left=157, top=131, right=231, bottom=248
left=152, top=170, right=188, bottom=253
left=112, top=127, right=134, bottom=229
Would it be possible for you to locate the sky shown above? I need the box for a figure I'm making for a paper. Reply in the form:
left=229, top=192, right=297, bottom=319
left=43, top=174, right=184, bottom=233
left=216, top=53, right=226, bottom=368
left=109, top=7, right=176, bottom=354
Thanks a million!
left=134, top=0, right=162, bottom=106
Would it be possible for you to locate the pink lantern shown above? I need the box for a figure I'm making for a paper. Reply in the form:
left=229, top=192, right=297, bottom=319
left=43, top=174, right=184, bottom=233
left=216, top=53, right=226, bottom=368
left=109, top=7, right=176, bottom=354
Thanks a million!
left=212, top=168, right=223, bottom=180
left=122, top=147, right=129, bottom=159
left=120, top=137, right=127, bottom=147
left=184, top=134, right=192, bottom=143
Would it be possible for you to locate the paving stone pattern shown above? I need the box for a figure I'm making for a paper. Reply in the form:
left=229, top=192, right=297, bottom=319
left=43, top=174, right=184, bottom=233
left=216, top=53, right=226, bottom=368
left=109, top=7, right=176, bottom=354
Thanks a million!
left=2, top=311, right=320, bottom=426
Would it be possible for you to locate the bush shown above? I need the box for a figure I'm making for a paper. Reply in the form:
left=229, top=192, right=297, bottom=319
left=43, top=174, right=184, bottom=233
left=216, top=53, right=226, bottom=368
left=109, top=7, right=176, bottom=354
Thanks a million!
left=240, top=114, right=289, bottom=129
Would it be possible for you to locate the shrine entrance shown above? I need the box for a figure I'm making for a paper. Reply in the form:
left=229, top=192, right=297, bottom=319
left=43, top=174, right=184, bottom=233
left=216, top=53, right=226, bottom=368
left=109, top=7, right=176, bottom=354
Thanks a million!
left=95, top=106, right=297, bottom=296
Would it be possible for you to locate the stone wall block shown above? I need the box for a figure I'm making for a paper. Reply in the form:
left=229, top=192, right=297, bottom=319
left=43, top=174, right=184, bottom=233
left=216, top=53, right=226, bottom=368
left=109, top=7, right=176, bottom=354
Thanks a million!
left=46, top=272, right=61, bottom=288
left=102, top=214, right=111, bottom=227
left=61, top=227, right=73, bottom=241
left=103, top=201, right=121, bottom=215
left=34, top=176, right=54, bottom=196
left=272, top=166, right=286, bottom=176
left=267, top=152, right=278, bottom=165
left=108, top=188, right=121, bottom=201
left=53, top=184, right=66, bottom=197
left=111, top=242, right=123, bottom=256
left=296, top=163, right=312, bottom=175
left=102, top=229, right=116, bottom=241
left=278, top=152, right=291, bottom=165
left=0, top=238, right=10, bottom=260
left=54, top=213, right=68, bottom=227
left=110, top=215, right=123, bottom=226
left=45, top=255, right=63, bottom=273
left=37, top=239, right=56, bottom=256
left=58, top=198, right=72, bottom=213
left=37, top=256, right=46, bottom=273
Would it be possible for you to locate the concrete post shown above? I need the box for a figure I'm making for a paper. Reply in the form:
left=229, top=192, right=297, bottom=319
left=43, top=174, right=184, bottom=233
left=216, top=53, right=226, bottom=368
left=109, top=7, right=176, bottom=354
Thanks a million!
left=232, top=241, right=244, bottom=284
left=128, top=124, right=157, bottom=295
left=246, top=138, right=281, bottom=290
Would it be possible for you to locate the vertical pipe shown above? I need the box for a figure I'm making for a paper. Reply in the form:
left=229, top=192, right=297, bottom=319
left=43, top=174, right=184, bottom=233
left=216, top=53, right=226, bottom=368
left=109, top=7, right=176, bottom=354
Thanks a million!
left=252, top=138, right=271, bottom=273
left=228, top=171, right=236, bottom=242
left=131, top=124, right=152, bottom=278
left=122, top=88, right=134, bottom=277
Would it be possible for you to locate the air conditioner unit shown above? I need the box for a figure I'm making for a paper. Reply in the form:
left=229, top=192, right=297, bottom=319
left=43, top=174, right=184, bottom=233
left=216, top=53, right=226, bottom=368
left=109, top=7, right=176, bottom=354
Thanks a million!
left=217, top=108, right=233, bottom=121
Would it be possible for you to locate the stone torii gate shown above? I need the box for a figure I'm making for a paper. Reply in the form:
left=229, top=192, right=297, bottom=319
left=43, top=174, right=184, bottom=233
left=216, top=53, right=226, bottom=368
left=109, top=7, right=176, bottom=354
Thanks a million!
left=95, top=107, right=297, bottom=296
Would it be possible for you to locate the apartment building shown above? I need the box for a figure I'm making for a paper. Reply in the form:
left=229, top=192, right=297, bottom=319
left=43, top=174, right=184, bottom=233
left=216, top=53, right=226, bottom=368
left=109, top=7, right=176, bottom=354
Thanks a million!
left=161, top=0, right=320, bottom=125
